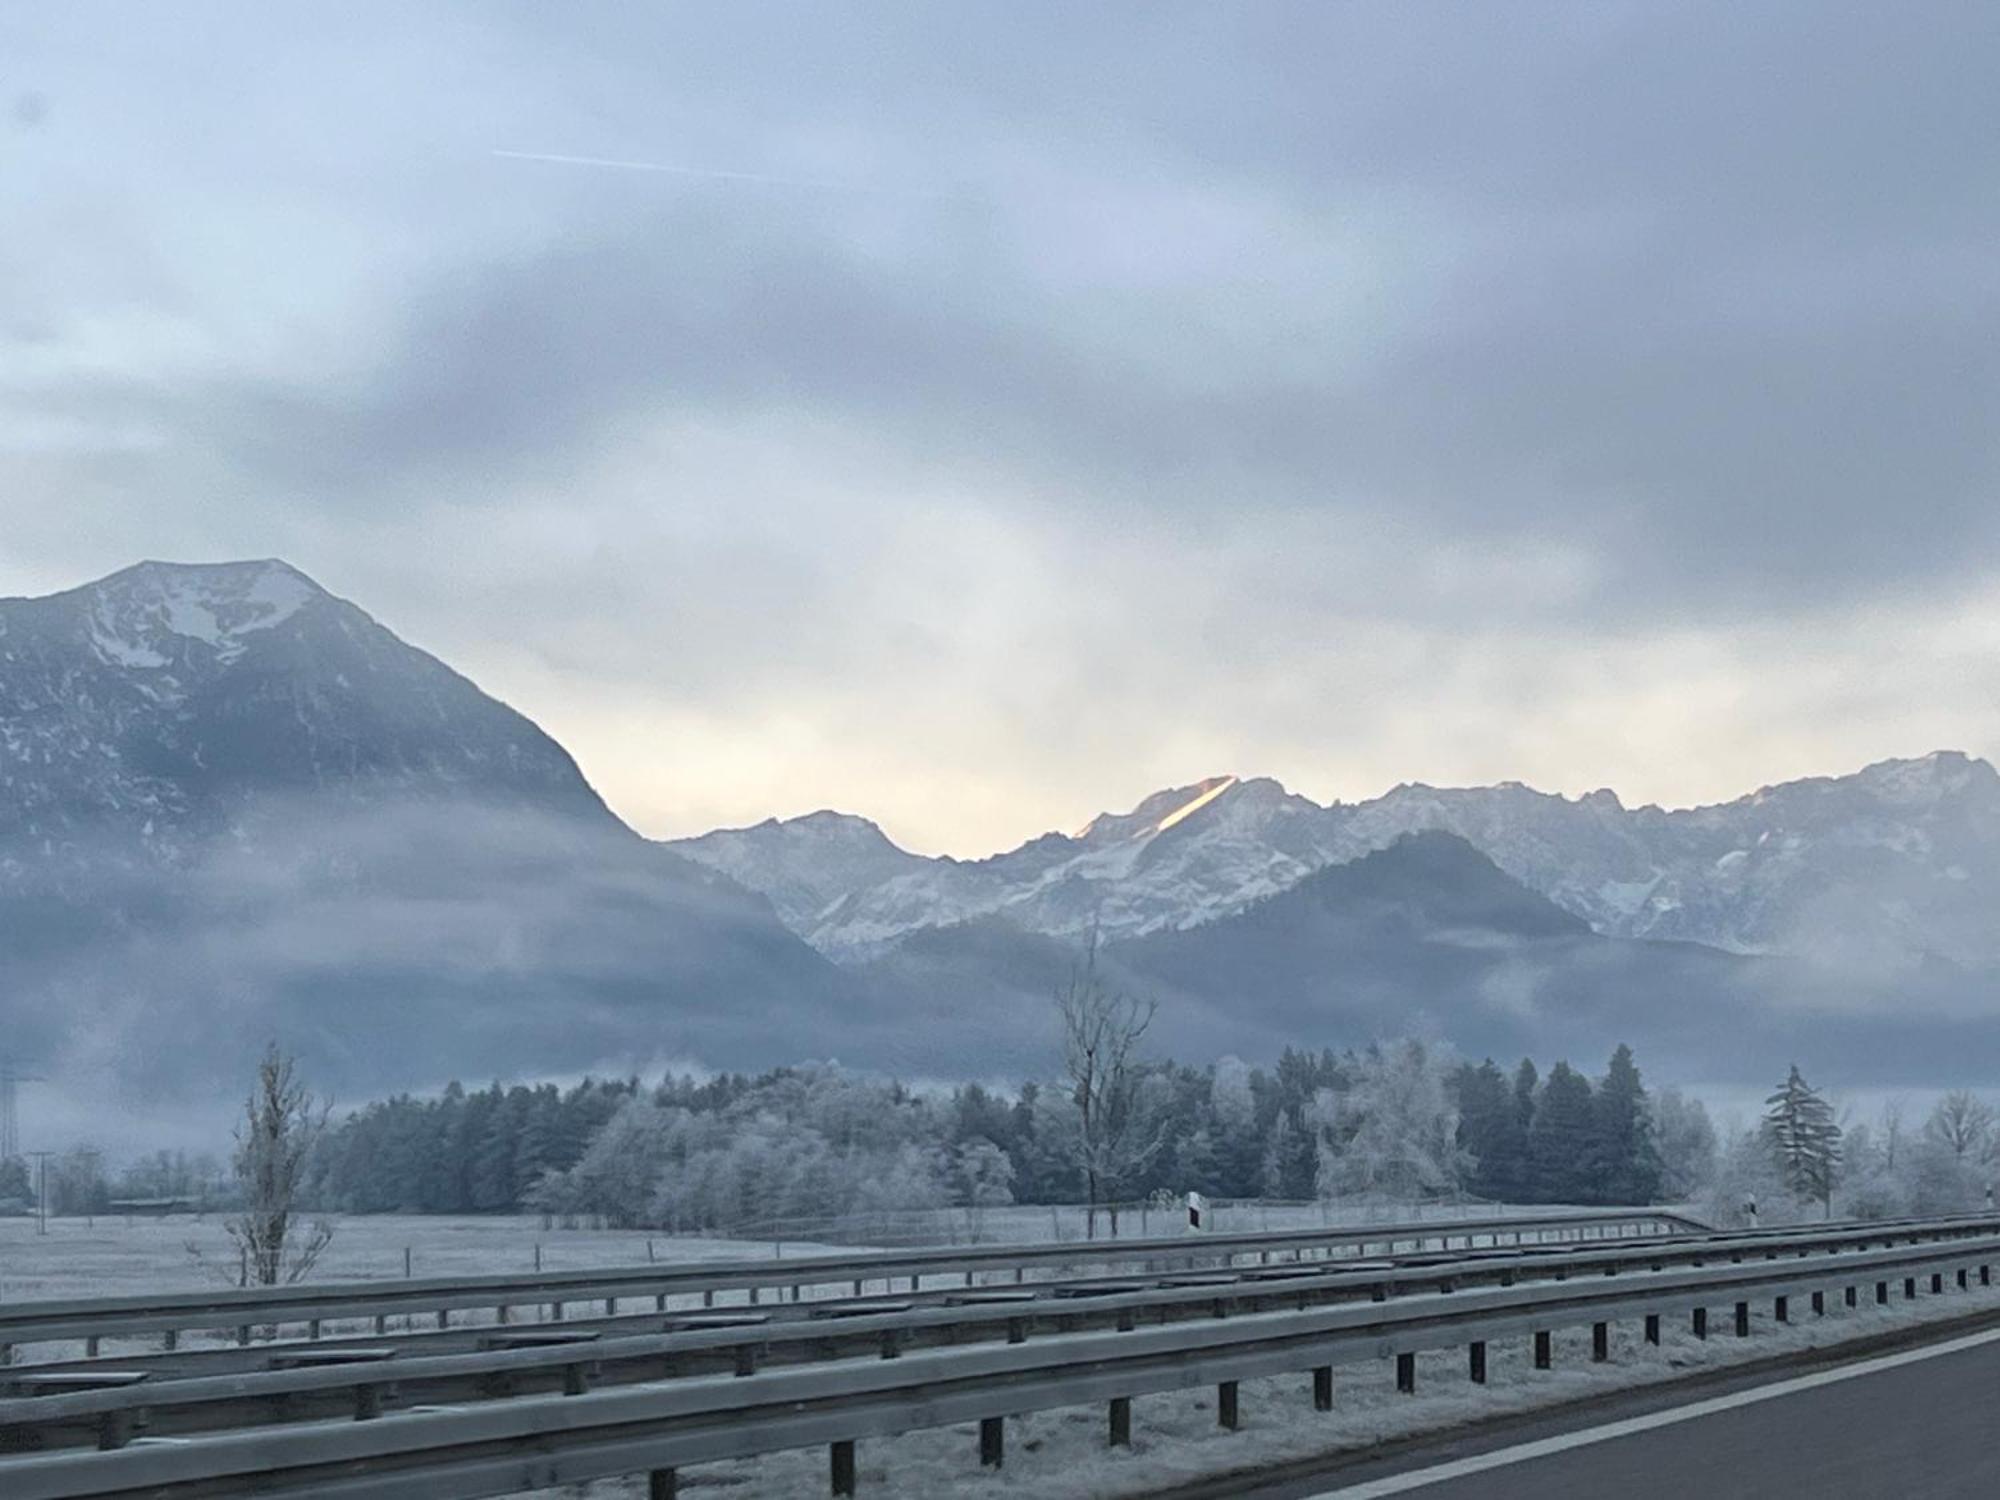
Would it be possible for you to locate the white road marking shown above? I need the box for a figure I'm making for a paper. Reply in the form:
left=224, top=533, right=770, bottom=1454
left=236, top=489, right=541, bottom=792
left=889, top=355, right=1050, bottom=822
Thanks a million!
left=1311, top=1324, right=2000, bottom=1496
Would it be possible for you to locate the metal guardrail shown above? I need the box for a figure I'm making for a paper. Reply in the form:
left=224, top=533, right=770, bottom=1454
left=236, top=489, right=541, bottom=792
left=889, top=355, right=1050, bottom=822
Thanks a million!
left=1, top=1211, right=1994, bottom=1454
left=3, top=1221, right=1997, bottom=1499
left=0, top=1208, right=1702, bottom=1359
left=0, top=1208, right=1984, bottom=1408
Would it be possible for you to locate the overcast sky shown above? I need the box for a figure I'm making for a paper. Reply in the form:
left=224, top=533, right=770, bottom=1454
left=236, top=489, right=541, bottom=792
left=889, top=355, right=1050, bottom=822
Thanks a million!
left=4, top=2, right=1996, bottom=856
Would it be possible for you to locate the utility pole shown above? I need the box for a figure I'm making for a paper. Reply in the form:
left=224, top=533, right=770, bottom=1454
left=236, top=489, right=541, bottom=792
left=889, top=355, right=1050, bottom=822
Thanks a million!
left=26, top=1150, right=54, bottom=1237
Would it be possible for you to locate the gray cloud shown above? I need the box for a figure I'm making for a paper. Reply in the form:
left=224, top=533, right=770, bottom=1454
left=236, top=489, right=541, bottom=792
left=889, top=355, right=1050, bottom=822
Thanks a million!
left=3, top=2, right=1998, bottom=849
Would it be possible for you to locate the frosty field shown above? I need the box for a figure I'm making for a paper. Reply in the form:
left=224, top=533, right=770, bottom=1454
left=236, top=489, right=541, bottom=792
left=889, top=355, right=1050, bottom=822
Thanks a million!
left=0, top=1212, right=844, bottom=1306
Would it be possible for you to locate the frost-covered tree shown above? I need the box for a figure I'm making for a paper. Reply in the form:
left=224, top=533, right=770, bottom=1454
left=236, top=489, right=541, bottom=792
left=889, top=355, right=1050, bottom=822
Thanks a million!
left=1648, top=1087, right=1718, bottom=1202
left=1924, top=1091, right=1995, bottom=1165
left=955, top=1139, right=1015, bottom=1211
left=1709, top=1122, right=1798, bottom=1227
left=1053, top=936, right=1162, bottom=1236
left=1763, top=1065, right=1842, bottom=1216
left=1314, top=1040, right=1472, bottom=1202
left=226, top=1045, right=334, bottom=1286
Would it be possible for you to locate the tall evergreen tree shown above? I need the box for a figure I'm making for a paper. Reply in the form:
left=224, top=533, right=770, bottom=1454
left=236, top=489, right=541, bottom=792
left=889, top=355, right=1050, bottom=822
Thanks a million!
left=1451, top=1059, right=1525, bottom=1200
left=1588, top=1044, right=1663, bottom=1204
left=1512, top=1058, right=1539, bottom=1137
left=1764, top=1065, right=1842, bottom=1216
left=1525, top=1062, right=1594, bottom=1203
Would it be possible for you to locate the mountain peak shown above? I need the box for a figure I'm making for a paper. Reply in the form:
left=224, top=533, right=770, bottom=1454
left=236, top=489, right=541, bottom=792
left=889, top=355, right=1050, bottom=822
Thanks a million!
left=1072, top=774, right=1239, bottom=843
left=62, top=558, right=328, bottom=666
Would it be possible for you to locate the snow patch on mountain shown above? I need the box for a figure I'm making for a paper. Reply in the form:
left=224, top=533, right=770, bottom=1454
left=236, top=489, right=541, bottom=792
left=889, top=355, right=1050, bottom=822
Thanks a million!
left=668, top=753, right=2000, bottom=972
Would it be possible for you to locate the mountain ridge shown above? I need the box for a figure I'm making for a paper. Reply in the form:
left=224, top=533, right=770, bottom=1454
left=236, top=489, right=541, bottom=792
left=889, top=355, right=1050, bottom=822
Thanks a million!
left=667, top=750, right=2000, bottom=970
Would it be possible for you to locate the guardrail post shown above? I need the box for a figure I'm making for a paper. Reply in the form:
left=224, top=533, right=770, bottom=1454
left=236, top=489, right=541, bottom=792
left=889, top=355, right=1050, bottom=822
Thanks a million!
left=237, top=1324, right=250, bottom=1347
left=980, top=1415, right=1006, bottom=1465
left=354, top=1382, right=383, bottom=1420
left=1876, top=1281, right=1889, bottom=1305
left=1930, top=1273, right=1944, bottom=1295
left=606, top=1298, right=618, bottom=1317
left=1734, top=1301, right=1750, bottom=1337
left=86, top=1335, right=100, bottom=1358
left=1592, top=1322, right=1609, bottom=1362
left=1396, top=1352, right=1416, bottom=1393
left=1644, top=1313, right=1660, bottom=1345
left=1692, top=1307, right=1707, bottom=1339
left=96, top=1410, right=134, bottom=1451
left=1957, top=1268, right=1969, bottom=1290
left=437, top=1310, right=449, bottom=1330
left=1315, top=1364, right=1335, bottom=1408
left=1811, top=1291, right=1825, bottom=1316
left=163, top=1330, right=177, bottom=1352
left=1774, top=1296, right=1788, bottom=1323
left=562, top=1363, right=590, bottom=1396
left=879, top=1329, right=902, bottom=1360
left=734, top=1346, right=759, bottom=1377
left=649, top=1467, right=677, bottom=1499
left=1982, top=1265, right=1991, bottom=1287
left=1219, top=1379, right=1241, bottom=1426
left=1468, top=1341, right=1486, bottom=1383
left=1534, top=1330, right=1552, bottom=1368
left=1110, top=1395, right=1133, bottom=1445
left=374, top=1315, right=388, bottom=1335
left=831, top=1439, right=857, bottom=1495
left=1846, top=1285, right=1858, bottom=1308
left=1904, top=1277, right=1917, bottom=1300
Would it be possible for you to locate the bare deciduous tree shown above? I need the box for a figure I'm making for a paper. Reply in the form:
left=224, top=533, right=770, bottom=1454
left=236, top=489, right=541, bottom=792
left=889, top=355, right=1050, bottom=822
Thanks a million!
left=1054, top=933, right=1161, bottom=1238
left=1925, top=1090, right=1995, bottom=1164
left=226, top=1044, right=334, bottom=1287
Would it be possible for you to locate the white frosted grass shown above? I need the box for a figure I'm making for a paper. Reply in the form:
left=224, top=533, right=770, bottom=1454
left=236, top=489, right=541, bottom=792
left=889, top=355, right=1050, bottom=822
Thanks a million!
left=532, top=1270, right=2000, bottom=1500
left=0, top=1213, right=848, bottom=1361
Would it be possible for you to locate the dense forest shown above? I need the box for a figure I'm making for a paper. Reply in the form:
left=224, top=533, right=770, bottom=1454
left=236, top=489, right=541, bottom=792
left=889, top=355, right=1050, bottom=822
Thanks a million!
left=295, top=1042, right=1706, bottom=1230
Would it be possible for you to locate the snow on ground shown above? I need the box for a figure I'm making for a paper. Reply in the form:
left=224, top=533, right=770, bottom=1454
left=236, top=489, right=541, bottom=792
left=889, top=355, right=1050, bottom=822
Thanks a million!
left=532, top=1269, right=2000, bottom=1500
left=775, top=1198, right=1617, bottom=1247
left=0, top=1213, right=844, bottom=1306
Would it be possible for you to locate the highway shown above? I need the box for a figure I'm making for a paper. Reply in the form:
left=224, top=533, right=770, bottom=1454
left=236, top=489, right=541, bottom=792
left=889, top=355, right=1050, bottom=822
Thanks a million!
left=1291, top=1326, right=2000, bottom=1499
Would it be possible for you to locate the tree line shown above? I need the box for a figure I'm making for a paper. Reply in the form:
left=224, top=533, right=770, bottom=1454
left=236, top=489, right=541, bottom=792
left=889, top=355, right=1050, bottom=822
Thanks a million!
left=292, top=1039, right=1701, bottom=1230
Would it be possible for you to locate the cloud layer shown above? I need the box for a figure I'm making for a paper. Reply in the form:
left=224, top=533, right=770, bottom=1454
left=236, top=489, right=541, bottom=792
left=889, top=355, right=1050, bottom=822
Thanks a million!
left=5, top=2, right=1997, bottom=853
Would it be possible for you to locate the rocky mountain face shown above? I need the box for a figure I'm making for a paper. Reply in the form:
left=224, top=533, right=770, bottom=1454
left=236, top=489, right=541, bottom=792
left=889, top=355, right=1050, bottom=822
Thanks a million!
left=857, top=831, right=2000, bottom=1090
left=0, top=561, right=882, bottom=1103
left=0, top=560, right=611, bottom=880
left=669, top=753, right=2000, bottom=972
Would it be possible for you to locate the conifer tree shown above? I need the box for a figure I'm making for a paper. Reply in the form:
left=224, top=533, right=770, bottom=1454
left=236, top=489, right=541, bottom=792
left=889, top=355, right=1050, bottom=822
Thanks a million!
left=1764, top=1065, right=1842, bottom=1216
left=1589, top=1044, right=1663, bottom=1204
left=1525, top=1062, right=1595, bottom=1203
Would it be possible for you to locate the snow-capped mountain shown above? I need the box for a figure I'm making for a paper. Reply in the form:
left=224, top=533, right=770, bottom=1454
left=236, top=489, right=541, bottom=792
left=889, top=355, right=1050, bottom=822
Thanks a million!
left=0, top=560, right=878, bottom=1101
left=668, top=752, right=2000, bottom=970
left=1, top=560, right=614, bottom=867
left=670, top=774, right=1350, bottom=959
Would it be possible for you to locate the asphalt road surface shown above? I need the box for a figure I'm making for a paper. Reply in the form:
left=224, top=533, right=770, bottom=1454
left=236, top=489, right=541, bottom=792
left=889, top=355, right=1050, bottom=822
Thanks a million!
left=1286, top=1328, right=2000, bottom=1499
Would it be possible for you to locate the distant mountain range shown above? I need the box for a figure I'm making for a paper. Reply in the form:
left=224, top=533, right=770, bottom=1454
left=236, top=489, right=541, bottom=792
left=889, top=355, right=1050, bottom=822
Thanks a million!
left=5, top=559, right=1998, bottom=1115
left=669, top=754, right=2000, bottom=974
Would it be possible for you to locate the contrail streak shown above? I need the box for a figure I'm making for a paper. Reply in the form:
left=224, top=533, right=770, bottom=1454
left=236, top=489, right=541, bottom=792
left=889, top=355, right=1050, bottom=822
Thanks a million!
left=491, top=148, right=972, bottom=202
